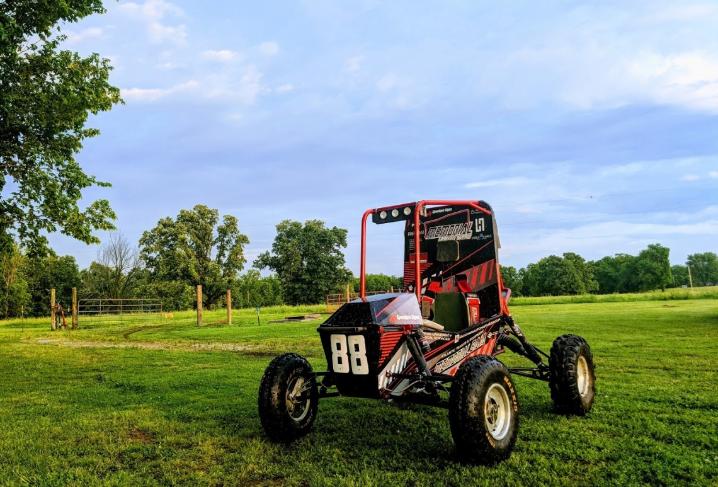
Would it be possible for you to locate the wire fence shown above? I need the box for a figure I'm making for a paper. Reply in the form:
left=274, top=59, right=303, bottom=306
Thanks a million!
left=325, top=290, right=394, bottom=311
left=78, top=298, right=163, bottom=315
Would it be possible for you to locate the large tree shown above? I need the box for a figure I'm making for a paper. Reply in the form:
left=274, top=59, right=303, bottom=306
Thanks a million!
left=520, top=253, right=595, bottom=296
left=591, top=254, right=640, bottom=294
left=24, top=250, right=81, bottom=316
left=0, top=243, right=29, bottom=317
left=499, top=265, right=522, bottom=296
left=636, top=243, right=672, bottom=291
left=686, top=252, right=718, bottom=287
left=353, top=273, right=403, bottom=294
left=256, top=220, right=351, bottom=305
left=96, top=233, right=141, bottom=298
left=139, top=205, right=249, bottom=307
left=0, top=1, right=120, bottom=254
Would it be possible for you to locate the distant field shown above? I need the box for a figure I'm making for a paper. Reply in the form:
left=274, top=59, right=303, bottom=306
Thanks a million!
left=510, top=285, right=718, bottom=305
left=0, top=298, right=716, bottom=485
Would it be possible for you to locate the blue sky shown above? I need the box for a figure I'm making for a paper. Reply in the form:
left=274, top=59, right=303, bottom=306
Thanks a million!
left=53, top=0, right=718, bottom=275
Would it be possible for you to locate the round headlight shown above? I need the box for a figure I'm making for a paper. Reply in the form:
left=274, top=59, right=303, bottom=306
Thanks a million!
left=391, top=209, right=399, bottom=218
left=403, top=207, right=411, bottom=216
left=379, top=211, right=387, bottom=219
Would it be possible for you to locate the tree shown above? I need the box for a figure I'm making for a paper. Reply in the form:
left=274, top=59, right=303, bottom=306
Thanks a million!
left=686, top=252, right=718, bottom=286
left=520, top=255, right=584, bottom=296
left=1, top=1, right=121, bottom=253
left=24, top=251, right=80, bottom=316
left=232, top=270, right=283, bottom=308
left=353, top=274, right=403, bottom=294
left=636, top=244, right=672, bottom=291
left=499, top=265, right=522, bottom=296
left=96, top=233, right=141, bottom=298
left=0, top=243, right=29, bottom=317
left=671, top=265, right=690, bottom=287
left=591, top=254, right=640, bottom=294
left=139, top=205, right=249, bottom=307
left=256, top=220, right=351, bottom=305
left=563, top=252, right=597, bottom=293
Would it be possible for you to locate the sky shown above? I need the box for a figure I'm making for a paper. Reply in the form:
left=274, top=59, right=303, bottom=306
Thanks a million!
left=50, top=0, right=718, bottom=275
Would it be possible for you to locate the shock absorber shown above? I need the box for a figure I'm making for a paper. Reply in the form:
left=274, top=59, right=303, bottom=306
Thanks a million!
left=406, top=331, right=431, bottom=376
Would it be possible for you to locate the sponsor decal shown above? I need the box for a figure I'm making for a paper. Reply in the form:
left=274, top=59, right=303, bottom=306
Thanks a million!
left=425, top=218, right=485, bottom=241
left=389, top=313, right=423, bottom=324
left=433, top=330, right=499, bottom=373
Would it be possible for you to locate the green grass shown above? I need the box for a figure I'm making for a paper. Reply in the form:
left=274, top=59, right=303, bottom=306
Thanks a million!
left=511, top=285, right=718, bottom=305
left=1, top=299, right=717, bottom=485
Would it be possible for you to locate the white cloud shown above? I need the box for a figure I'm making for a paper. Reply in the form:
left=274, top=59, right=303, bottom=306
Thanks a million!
left=345, top=55, right=363, bottom=74
left=65, top=27, right=104, bottom=44
left=600, top=162, right=647, bottom=176
left=628, top=51, right=718, bottom=112
left=118, top=0, right=186, bottom=45
left=644, top=4, right=718, bottom=23
left=465, top=177, right=530, bottom=189
left=148, top=22, right=186, bottom=44
left=121, top=80, right=198, bottom=102
left=201, top=49, right=240, bottom=62
left=681, top=174, right=700, bottom=181
left=156, top=61, right=183, bottom=70
left=118, top=0, right=182, bottom=18
left=203, top=65, right=266, bottom=104
left=276, top=83, right=295, bottom=93
left=376, top=74, right=399, bottom=92
left=258, top=41, right=280, bottom=56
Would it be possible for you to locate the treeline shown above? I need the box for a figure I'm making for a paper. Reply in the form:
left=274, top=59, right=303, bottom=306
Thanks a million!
left=2, top=204, right=717, bottom=318
left=502, top=245, right=718, bottom=296
left=0, top=205, right=350, bottom=317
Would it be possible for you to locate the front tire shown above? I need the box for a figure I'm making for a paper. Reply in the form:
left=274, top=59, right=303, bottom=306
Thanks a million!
left=258, top=353, right=318, bottom=442
left=549, top=334, right=595, bottom=415
left=449, top=356, right=519, bottom=464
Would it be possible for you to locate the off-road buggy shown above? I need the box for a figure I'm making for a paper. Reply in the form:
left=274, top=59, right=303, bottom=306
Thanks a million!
left=258, top=200, right=595, bottom=463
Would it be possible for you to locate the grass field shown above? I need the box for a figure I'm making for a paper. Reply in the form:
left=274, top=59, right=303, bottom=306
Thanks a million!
left=1, top=298, right=716, bottom=486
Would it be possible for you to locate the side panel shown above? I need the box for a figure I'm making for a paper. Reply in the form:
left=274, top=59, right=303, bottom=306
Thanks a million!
left=320, top=328, right=381, bottom=397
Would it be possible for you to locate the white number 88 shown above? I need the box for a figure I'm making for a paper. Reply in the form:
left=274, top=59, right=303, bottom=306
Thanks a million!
left=330, top=334, right=369, bottom=375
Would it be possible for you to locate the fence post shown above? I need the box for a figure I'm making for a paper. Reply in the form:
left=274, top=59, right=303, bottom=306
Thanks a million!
left=196, top=285, right=203, bottom=326
left=50, top=288, right=56, bottom=331
left=345, top=284, right=351, bottom=303
left=71, top=287, right=78, bottom=329
left=226, top=289, right=232, bottom=325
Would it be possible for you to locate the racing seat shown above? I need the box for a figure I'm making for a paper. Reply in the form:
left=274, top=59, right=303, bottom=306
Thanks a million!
left=432, top=292, right=470, bottom=333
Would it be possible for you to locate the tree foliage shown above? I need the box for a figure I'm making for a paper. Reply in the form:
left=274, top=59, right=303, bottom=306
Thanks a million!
left=499, top=265, right=522, bottom=296
left=520, top=253, right=596, bottom=296
left=352, top=273, right=402, bottom=294
left=24, top=250, right=80, bottom=316
left=671, top=265, right=690, bottom=287
left=0, top=0, right=121, bottom=253
left=232, top=270, right=283, bottom=308
left=139, top=205, right=249, bottom=307
left=0, top=243, right=29, bottom=317
left=635, top=244, right=672, bottom=291
left=686, top=252, right=718, bottom=286
left=256, top=220, right=351, bottom=305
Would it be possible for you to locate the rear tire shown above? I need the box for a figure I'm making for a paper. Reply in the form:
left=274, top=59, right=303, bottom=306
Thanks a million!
left=549, top=334, right=595, bottom=415
left=258, top=353, right=318, bottom=442
left=449, top=356, right=519, bottom=464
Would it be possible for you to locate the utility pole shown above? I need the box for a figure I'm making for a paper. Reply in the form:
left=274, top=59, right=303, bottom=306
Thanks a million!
left=196, top=285, right=203, bottom=326
left=50, top=288, right=56, bottom=331
left=687, top=265, right=694, bottom=289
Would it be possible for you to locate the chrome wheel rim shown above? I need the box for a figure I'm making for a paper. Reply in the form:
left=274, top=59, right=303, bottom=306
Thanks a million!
left=285, top=376, right=311, bottom=421
left=484, top=383, right=512, bottom=441
left=577, top=355, right=590, bottom=397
